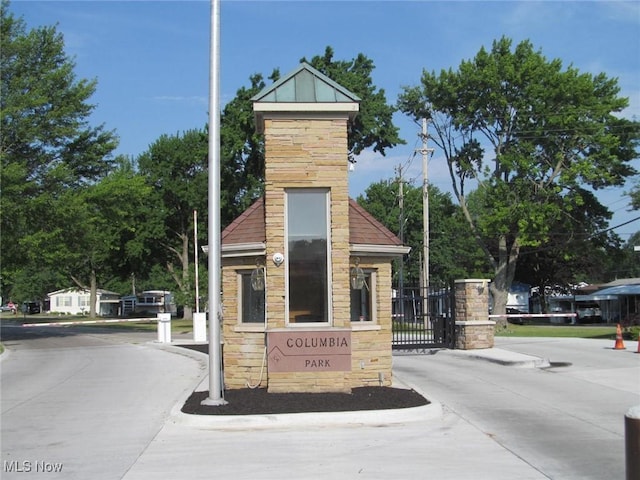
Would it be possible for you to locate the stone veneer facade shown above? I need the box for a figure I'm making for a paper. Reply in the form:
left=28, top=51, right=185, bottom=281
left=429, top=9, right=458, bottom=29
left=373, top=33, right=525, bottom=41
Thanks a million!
left=221, top=64, right=404, bottom=393
left=221, top=148, right=396, bottom=391
left=454, top=279, right=495, bottom=349
left=263, top=115, right=352, bottom=393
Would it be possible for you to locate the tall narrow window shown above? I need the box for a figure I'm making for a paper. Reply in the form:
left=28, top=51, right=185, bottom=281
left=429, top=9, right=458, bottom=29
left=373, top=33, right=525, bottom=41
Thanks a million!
left=240, top=271, right=265, bottom=324
left=286, top=189, right=330, bottom=324
left=350, top=270, right=376, bottom=322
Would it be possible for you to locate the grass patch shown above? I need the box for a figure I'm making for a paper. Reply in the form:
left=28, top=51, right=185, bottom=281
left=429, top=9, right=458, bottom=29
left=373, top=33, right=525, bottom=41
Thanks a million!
left=495, top=323, right=618, bottom=339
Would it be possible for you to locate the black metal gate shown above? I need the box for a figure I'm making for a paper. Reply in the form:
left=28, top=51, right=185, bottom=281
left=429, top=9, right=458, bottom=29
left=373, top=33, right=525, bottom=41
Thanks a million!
left=392, top=286, right=455, bottom=350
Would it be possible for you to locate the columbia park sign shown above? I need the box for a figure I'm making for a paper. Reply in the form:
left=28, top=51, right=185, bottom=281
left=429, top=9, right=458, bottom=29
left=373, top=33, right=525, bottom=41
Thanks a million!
left=267, top=330, right=352, bottom=372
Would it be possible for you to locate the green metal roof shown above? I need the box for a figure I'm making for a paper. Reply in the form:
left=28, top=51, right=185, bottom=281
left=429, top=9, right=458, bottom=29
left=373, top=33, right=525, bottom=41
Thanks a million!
left=251, top=62, right=360, bottom=104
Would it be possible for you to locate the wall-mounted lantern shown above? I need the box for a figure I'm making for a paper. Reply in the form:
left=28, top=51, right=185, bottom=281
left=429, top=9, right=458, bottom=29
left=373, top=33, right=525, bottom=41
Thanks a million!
left=350, top=257, right=365, bottom=290
left=251, top=258, right=266, bottom=291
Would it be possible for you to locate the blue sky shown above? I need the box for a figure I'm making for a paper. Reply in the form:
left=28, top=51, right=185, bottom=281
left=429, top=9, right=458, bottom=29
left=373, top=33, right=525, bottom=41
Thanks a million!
left=11, top=0, right=640, bottom=240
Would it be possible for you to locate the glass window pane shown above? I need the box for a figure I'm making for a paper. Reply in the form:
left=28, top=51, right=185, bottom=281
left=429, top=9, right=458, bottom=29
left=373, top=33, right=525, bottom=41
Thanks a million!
left=350, top=273, right=372, bottom=321
left=241, top=273, right=265, bottom=323
left=287, top=190, right=329, bottom=323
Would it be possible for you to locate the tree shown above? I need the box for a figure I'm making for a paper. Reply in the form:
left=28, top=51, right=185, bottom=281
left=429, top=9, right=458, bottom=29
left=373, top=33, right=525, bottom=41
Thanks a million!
left=356, top=179, right=489, bottom=288
left=219, top=72, right=277, bottom=227
left=218, top=47, right=405, bottom=227
left=19, top=158, right=154, bottom=317
left=1, top=1, right=118, bottom=302
left=616, top=232, right=640, bottom=279
left=137, top=129, right=209, bottom=320
left=302, top=47, right=404, bottom=160
left=514, top=188, right=624, bottom=310
left=398, top=37, right=639, bottom=322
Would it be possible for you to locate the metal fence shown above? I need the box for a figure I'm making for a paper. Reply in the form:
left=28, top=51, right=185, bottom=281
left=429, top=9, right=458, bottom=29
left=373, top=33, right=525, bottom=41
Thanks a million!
left=392, top=285, right=456, bottom=350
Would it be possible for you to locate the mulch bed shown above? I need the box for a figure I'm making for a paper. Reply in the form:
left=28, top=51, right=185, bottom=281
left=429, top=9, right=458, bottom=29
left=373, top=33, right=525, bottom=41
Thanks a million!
left=178, top=343, right=428, bottom=415
left=182, top=386, right=429, bottom=416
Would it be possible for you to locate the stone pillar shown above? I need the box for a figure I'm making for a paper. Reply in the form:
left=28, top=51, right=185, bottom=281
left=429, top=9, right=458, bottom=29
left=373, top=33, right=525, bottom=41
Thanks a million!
left=454, top=279, right=495, bottom=350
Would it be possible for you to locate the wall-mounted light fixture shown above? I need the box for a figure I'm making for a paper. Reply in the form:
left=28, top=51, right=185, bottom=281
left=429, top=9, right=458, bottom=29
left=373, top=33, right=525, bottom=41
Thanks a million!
left=272, top=252, right=284, bottom=267
left=350, top=257, right=365, bottom=290
left=251, top=258, right=265, bottom=291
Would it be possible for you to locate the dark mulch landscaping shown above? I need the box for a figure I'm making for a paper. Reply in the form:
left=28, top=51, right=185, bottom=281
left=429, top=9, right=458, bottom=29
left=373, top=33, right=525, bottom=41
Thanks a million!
left=182, top=386, right=429, bottom=416
left=178, top=343, right=428, bottom=416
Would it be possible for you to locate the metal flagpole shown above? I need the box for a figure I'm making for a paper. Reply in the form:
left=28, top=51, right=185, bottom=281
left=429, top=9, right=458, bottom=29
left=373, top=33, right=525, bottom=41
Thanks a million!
left=202, top=0, right=226, bottom=406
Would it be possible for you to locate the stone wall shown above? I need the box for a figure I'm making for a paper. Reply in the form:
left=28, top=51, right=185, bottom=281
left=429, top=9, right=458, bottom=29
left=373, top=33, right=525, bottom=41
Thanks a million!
left=454, top=279, right=495, bottom=350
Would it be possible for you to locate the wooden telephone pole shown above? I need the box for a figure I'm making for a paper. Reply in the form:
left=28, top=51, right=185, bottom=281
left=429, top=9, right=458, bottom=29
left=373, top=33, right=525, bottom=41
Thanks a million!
left=418, top=118, right=434, bottom=321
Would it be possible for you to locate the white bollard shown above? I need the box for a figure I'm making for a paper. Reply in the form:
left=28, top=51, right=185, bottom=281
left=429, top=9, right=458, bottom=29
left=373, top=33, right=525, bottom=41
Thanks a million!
left=157, top=313, right=172, bottom=343
left=193, top=312, right=207, bottom=342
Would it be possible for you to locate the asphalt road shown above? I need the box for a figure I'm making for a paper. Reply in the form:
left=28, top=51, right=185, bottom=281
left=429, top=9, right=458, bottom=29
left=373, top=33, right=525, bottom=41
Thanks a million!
left=1, top=323, right=638, bottom=479
left=0, top=323, right=206, bottom=480
left=393, top=336, right=640, bottom=480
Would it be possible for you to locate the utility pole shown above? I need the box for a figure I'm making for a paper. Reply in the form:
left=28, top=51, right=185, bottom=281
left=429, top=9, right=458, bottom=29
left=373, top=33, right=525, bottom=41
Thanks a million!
left=418, top=118, right=434, bottom=325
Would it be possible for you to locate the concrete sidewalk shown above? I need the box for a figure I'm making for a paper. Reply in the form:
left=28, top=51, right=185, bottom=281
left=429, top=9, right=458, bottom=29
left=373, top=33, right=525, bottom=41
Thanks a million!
left=121, top=343, right=550, bottom=480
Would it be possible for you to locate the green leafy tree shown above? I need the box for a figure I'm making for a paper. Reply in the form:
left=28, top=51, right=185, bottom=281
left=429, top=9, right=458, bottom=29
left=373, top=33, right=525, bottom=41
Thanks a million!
left=218, top=47, right=404, bottom=227
left=398, top=37, right=639, bottom=322
left=137, top=129, right=209, bottom=320
left=514, top=188, right=624, bottom=310
left=220, top=72, right=277, bottom=226
left=302, top=46, right=404, bottom=160
left=615, top=232, right=640, bottom=279
left=1, top=1, right=118, bottom=302
left=356, top=179, right=488, bottom=289
left=19, top=158, right=154, bottom=317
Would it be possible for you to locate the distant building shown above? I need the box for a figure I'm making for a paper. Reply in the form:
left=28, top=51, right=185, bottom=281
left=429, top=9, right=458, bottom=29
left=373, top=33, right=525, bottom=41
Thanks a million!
left=506, top=282, right=531, bottom=314
left=47, top=288, right=120, bottom=316
left=120, top=290, right=177, bottom=317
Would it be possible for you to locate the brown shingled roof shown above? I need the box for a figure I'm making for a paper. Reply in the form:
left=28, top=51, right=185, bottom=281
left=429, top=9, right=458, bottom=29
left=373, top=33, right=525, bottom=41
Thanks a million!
left=221, top=196, right=402, bottom=247
left=348, top=199, right=403, bottom=246
left=221, top=197, right=266, bottom=244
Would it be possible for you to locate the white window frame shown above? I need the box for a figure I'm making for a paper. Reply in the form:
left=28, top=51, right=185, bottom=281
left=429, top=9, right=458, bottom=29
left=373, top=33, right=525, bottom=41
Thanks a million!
left=56, top=296, right=72, bottom=307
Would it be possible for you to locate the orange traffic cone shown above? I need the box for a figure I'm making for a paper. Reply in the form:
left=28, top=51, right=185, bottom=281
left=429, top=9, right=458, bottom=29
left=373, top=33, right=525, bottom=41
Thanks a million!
left=614, top=324, right=626, bottom=350
left=636, top=332, right=640, bottom=354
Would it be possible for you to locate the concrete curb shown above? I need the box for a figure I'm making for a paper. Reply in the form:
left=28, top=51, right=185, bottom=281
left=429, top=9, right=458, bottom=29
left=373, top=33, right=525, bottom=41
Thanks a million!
left=171, top=399, right=441, bottom=431
left=153, top=342, right=546, bottom=431
left=448, top=347, right=550, bottom=368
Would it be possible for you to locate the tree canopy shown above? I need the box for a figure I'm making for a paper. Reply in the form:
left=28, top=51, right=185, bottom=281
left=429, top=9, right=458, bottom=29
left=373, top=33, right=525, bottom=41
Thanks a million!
left=398, top=36, right=640, bottom=317
left=357, top=179, right=489, bottom=288
left=302, top=47, right=405, bottom=160
left=1, top=1, right=119, bottom=308
left=4, top=2, right=637, bottom=320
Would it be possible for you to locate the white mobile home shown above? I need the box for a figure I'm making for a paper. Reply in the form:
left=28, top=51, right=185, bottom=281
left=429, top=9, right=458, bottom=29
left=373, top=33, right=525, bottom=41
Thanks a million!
left=47, top=288, right=120, bottom=316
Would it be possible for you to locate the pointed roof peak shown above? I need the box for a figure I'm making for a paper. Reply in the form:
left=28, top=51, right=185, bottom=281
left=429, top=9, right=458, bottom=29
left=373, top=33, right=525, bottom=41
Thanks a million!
left=252, top=62, right=361, bottom=104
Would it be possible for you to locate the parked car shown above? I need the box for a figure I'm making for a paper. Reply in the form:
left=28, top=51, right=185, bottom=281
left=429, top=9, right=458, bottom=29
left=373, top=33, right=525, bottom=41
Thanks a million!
left=22, top=301, right=41, bottom=314
left=576, top=303, right=602, bottom=323
left=1, top=304, right=14, bottom=313
left=1, top=302, right=17, bottom=314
